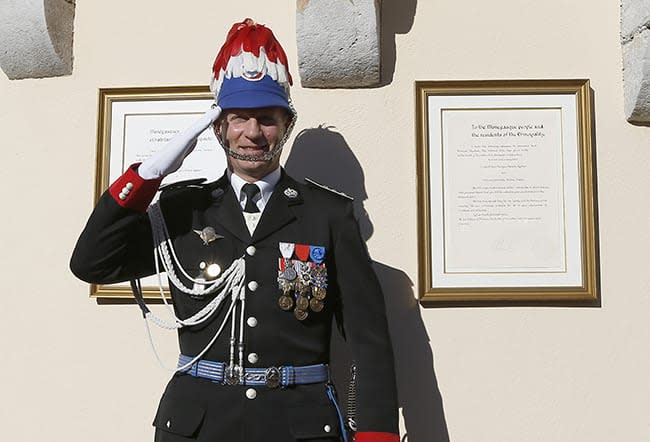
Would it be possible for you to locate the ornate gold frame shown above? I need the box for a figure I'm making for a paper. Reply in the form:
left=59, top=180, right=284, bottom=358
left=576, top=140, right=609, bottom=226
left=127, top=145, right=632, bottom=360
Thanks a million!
left=92, top=85, right=213, bottom=299
left=415, top=79, right=598, bottom=305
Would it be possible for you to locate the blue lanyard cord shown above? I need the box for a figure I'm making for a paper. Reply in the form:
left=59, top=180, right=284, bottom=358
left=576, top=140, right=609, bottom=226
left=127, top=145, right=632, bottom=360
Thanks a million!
left=326, top=383, right=350, bottom=442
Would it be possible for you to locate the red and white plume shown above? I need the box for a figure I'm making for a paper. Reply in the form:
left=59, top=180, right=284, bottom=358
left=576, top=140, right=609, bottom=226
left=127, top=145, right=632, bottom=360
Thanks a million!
left=210, top=19, right=293, bottom=97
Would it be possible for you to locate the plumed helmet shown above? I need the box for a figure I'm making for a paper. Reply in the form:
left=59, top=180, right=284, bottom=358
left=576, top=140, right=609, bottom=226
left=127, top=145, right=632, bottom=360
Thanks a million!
left=210, top=18, right=293, bottom=112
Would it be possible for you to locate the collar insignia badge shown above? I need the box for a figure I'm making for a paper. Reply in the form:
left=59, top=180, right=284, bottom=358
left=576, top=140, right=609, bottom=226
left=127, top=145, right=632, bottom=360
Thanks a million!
left=284, top=187, right=299, bottom=199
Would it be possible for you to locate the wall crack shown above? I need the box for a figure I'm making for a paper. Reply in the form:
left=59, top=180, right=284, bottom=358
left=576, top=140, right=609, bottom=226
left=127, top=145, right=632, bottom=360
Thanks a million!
left=622, top=21, right=650, bottom=44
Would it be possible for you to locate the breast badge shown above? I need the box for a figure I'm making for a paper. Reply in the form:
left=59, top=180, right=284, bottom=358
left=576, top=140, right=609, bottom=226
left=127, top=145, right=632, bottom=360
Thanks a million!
left=193, top=226, right=224, bottom=245
left=277, top=242, right=328, bottom=321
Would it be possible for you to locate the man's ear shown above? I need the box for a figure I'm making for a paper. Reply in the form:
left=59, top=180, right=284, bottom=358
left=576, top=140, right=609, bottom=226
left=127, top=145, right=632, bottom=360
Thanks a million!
left=213, top=120, right=229, bottom=147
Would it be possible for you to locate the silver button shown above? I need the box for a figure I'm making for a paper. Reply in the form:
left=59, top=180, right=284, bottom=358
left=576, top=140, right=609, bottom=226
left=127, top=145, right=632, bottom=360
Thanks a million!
left=118, top=193, right=127, bottom=200
left=247, top=281, right=259, bottom=291
left=206, top=263, right=221, bottom=277
left=247, top=317, right=258, bottom=328
left=121, top=187, right=130, bottom=195
left=246, top=245, right=256, bottom=256
left=247, top=353, right=259, bottom=364
left=166, top=420, right=171, bottom=429
left=324, top=424, right=331, bottom=433
left=126, top=182, right=134, bottom=190
left=246, top=388, right=257, bottom=399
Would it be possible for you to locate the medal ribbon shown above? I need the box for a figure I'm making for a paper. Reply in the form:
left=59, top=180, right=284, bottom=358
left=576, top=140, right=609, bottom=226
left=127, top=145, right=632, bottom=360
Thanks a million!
left=279, top=242, right=295, bottom=259
left=294, top=243, right=310, bottom=261
left=309, top=245, right=326, bottom=264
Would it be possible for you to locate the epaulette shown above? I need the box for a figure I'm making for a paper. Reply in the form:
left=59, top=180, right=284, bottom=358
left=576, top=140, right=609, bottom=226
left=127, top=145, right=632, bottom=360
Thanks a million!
left=304, top=177, right=354, bottom=200
left=159, top=178, right=210, bottom=208
left=159, top=178, right=208, bottom=193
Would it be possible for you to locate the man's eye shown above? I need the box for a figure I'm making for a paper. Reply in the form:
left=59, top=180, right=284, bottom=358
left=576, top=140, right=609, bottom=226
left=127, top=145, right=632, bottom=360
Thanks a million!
left=258, top=117, right=277, bottom=126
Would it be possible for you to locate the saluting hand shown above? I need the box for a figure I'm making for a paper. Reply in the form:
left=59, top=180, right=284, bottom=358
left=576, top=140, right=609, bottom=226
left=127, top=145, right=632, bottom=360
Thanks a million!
left=138, top=105, right=222, bottom=180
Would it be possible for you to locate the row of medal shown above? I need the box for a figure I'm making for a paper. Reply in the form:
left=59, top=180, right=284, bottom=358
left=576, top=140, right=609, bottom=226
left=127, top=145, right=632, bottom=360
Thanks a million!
left=277, top=242, right=328, bottom=321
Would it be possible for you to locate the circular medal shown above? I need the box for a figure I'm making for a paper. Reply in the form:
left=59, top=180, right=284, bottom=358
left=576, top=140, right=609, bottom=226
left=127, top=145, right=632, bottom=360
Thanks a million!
left=278, top=295, right=294, bottom=311
left=294, top=308, right=308, bottom=321
left=283, top=267, right=297, bottom=281
left=296, top=295, right=309, bottom=310
left=312, top=286, right=327, bottom=300
left=309, top=298, right=324, bottom=312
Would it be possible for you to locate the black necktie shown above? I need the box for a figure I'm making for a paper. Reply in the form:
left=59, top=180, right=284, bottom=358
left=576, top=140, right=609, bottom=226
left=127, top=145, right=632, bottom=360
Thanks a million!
left=242, top=183, right=261, bottom=213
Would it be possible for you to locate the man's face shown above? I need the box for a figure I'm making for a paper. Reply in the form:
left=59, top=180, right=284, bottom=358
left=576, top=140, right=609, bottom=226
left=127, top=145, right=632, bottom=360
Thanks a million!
left=215, top=107, right=290, bottom=182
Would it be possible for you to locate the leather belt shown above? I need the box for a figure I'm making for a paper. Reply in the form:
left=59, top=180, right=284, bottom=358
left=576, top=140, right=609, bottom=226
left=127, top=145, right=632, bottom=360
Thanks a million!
left=177, top=354, right=329, bottom=388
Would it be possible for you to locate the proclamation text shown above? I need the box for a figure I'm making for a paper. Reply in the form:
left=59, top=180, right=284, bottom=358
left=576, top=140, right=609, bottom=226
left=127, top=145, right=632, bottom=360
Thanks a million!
left=441, top=108, right=566, bottom=273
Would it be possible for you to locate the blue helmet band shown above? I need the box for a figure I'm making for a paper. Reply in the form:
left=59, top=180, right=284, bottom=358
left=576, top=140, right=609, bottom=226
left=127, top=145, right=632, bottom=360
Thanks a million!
left=218, top=75, right=291, bottom=112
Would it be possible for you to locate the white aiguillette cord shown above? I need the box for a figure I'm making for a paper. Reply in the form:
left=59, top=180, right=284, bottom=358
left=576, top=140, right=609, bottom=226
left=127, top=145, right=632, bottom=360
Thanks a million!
left=127, top=202, right=248, bottom=373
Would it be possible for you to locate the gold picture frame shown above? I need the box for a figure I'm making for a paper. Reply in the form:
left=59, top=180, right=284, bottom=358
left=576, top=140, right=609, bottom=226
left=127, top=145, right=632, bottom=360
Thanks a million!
left=92, top=85, right=224, bottom=299
left=415, top=79, right=598, bottom=305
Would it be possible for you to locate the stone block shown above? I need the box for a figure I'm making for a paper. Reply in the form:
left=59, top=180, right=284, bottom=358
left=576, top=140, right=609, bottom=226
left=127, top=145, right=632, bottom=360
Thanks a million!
left=621, top=0, right=650, bottom=124
left=621, top=0, right=650, bottom=37
left=0, top=0, right=75, bottom=80
left=296, top=0, right=381, bottom=88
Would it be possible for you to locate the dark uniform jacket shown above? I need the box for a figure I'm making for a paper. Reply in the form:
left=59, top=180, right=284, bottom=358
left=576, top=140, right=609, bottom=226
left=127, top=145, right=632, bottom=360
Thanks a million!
left=71, top=168, right=398, bottom=442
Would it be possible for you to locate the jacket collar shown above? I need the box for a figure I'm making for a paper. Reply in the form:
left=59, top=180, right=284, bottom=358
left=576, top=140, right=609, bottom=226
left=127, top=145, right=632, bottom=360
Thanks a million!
left=205, top=168, right=303, bottom=243
left=252, top=169, right=303, bottom=242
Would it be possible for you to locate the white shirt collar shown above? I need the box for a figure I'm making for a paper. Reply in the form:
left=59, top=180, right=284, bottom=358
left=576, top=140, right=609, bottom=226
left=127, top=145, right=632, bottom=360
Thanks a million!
left=228, top=167, right=282, bottom=213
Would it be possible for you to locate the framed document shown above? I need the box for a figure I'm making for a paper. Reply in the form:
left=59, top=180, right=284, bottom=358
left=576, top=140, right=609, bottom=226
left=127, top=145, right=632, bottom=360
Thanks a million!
left=415, top=79, right=598, bottom=305
left=92, top=86, right=227, bottom=298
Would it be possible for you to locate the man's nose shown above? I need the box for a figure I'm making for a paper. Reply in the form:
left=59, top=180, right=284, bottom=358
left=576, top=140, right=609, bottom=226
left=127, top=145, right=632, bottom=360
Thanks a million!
left=243, top=118, right=263, bottom=139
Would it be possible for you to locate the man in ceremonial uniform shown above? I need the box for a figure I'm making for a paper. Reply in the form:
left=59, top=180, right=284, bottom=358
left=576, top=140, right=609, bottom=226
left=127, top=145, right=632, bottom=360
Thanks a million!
left=71, top=19, right=399, bottom=442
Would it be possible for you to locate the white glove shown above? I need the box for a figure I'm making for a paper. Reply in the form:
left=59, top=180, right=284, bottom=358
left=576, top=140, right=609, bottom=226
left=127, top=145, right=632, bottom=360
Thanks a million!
left=138, top=106, right=222, bottom=180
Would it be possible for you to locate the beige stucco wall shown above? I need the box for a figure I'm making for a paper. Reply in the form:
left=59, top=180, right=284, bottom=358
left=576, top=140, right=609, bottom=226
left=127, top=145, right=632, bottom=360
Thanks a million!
left=1, top=0, right=649, bottom=441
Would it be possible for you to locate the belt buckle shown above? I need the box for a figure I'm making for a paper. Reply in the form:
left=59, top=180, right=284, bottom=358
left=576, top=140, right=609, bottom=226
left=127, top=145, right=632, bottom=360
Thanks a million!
left=265, top=366, right=281, bottom=389
left=224, top=364, right=240, bottom=385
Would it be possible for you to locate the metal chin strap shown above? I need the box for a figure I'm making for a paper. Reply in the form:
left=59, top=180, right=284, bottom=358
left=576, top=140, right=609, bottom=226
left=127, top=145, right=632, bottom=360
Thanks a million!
left=129, top=201, right=250, bottom=375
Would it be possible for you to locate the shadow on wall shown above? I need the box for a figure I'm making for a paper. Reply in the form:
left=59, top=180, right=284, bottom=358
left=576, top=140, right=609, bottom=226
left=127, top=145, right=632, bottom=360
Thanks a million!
left=285, top=127, right=449, bottom=442
left=380, top=0, right=418, bottom=86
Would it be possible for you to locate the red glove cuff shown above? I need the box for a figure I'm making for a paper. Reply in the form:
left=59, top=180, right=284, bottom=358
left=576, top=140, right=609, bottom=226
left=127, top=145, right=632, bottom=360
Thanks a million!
left=108, top=163, right=162, bottom=212
left=355, top=432, right=400, bottom=442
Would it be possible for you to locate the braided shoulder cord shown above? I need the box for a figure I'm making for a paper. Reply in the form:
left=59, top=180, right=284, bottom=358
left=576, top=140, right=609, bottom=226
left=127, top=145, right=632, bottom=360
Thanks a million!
left=148, top=203, right=241, bottom=296
left=132, top=201, right=248, bottom=372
